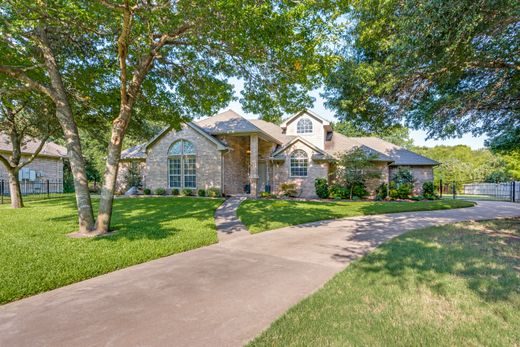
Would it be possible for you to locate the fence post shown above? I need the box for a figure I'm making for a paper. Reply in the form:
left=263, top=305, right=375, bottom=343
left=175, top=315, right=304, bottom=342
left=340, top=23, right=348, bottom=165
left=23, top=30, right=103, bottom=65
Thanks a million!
left=46, top=180, right=50, bottom=199
left=452, top=181, right=456, bottom=199
left=513, top=181, right=516, bottom=202
left=0, top=180, right=3, bottom=204
left=439, top=179, right=443, bottom=198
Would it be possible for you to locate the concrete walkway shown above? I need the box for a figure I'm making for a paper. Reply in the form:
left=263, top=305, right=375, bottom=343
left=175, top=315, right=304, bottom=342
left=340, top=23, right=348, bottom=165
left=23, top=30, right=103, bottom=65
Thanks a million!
left=0, top=201, right=518, bottom=347
left=214, top=196, right=249, bottom=241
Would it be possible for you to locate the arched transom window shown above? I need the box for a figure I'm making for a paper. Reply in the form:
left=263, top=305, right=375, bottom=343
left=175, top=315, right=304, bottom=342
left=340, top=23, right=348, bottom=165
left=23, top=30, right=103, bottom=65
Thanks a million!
left=290, top=150, right=308, bottom=177
left=168, top=140, right=196, bottom=189
left=296, top=118, right=313, bottom=134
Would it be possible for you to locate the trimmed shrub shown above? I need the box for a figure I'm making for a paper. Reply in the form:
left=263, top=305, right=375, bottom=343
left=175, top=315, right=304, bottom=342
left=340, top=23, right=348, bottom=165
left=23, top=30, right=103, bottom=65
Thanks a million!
left=260, top=191, right=272, bottom=198
left=280, top=182, right=298, bottom=197
left=397, top=183, right=413, bottom=199
left=375, top=182, right=388, bottom=200
left=181, top=188, right=193, bottom=196
left=314, top=178, right=329, bottom=199
left=207, top=187, right=221, bottom=197
left=422, top=181, right=438, bottom=200
left=143, top=188, right=151, bottom=195
left=411, top=195, right=424, bottom=201
left=171, top=188, right=179, bottom=196
left=154, top=187, right=166, bottom=195
left=197, top=189, right=206, bottom=197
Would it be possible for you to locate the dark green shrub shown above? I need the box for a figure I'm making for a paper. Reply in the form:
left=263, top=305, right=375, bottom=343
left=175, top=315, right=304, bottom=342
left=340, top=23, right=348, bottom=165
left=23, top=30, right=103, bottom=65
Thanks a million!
left=143, top=188, right=151, bottom=195
left=260, top=191, right=272, bottom=198
left=197, top=189, right=206, bottom=197
left=280, top=182, right=298, bottom=197
left=154, top=187, right=166, bottom=195
left=422, top=181, right=438, bottom=199
left=171, top=188, right=179, bottom=196
left=392, top=167, right=415, bottom=185
left=397, top=183, right=413, bottom=199
left=329, top=184, right=348, bottom=199
left=182, top=188, right=193, bottom=196
left=351, top=183, right=368, bottom=198
left=411, top=195, right=423, bottom=201
left=207, top=187, right=221, bottom=197
left=315, top=178, right=329, bottom=199
left=375, top=182, right=388, bottom=200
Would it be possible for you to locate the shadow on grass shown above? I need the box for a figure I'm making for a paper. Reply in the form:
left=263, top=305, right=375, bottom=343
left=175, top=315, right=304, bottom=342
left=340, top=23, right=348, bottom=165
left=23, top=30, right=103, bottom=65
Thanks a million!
left=350, top=219, right=520, bottom=303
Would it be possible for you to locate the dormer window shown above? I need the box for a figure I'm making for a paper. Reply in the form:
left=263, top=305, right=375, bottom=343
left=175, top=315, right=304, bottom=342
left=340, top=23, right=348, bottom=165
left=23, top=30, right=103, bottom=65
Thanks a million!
left=296, top=118, right=313, bottom=134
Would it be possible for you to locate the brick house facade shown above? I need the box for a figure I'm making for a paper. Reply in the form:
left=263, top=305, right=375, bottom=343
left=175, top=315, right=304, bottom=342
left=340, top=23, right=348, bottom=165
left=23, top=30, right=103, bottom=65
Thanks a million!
left=118, top=110, right=438, bottom=197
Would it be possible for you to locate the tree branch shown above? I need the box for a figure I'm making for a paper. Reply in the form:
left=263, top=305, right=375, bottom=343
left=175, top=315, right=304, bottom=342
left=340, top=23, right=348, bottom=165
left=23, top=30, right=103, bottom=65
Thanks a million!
left=0, top=153, right=11, bottom=169
left=19, top=135, right=49, bottom=169
left=0, top=65, right=56, bottom=101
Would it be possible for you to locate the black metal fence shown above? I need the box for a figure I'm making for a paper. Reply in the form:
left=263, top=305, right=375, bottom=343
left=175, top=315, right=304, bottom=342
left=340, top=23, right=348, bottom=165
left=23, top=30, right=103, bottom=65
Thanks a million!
left=438, top=180, right=519, bottom=202
left=0, top=179, right=66, bottom=204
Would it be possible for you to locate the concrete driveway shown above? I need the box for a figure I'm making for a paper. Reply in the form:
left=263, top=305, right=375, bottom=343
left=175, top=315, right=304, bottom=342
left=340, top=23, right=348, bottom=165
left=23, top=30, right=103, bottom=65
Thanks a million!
left=0, top=201, right=519, bottom=346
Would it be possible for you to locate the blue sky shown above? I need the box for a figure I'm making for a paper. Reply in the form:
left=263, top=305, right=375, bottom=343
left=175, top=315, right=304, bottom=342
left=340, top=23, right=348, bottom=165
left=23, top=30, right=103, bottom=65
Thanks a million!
left=219, top=85, right=487, bottom=149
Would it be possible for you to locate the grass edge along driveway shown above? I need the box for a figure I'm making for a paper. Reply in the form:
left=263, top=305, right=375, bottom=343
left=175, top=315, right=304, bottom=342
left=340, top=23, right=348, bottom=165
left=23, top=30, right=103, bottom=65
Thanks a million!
left=249, top=218, right=520, bottom=346
left=238, top=199, right=475, bottom=233
left=0, top=196, right=223, bottom=305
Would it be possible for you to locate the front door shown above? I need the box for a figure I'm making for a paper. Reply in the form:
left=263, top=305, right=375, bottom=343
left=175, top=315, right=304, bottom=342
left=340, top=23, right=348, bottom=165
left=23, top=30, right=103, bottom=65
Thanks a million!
left=258, top=161, right=267, bottom=192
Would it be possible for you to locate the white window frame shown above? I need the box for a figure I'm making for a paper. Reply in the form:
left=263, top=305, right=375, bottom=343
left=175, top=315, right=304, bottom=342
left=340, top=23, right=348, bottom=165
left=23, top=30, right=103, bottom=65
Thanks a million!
left=296, top=118, right=313, bottom=134
left=168, top=140, right=197, bottom=189
left=290, top=150, right=308, bottom=177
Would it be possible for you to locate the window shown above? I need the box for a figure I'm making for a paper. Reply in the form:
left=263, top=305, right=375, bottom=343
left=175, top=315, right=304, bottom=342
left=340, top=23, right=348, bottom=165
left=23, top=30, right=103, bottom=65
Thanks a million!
left=290, top=150, right=308, bottom=177
left=168, top=140, right=196, bottom=189
left=296, top=118, right=313, bottom=134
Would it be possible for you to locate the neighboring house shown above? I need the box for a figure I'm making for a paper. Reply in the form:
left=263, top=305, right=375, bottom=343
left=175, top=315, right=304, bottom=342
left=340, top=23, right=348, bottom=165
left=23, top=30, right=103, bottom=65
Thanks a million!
left=0, top=134, right=67, bottom=193
left=119, top=109, right=438, bottom=198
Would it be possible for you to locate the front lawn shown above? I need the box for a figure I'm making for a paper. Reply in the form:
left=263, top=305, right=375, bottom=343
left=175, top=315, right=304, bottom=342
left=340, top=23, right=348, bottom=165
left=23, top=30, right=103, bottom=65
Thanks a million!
left=238, top=199, right=475, bottom=233
left=249, top=218, right=520, bottom=346
left=0, top=196, right=223, bottom=305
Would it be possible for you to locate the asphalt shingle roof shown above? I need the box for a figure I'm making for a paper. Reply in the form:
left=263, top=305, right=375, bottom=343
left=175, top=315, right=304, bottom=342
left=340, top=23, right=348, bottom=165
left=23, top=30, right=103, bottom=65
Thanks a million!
left=0, top=133, right=67, bottom=158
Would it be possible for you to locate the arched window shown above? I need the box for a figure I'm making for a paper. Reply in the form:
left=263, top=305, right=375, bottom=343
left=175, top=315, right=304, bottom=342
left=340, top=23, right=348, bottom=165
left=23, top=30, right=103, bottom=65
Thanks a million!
left=296, top=118, right=313, bottom=134
left=168, top=140, right=196, bottom=189
left=290, top=150, right=308, bottom=177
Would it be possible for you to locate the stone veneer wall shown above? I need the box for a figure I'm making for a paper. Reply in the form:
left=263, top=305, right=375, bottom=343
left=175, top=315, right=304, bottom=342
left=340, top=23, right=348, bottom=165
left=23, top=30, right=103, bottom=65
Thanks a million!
left=144, top=125, right=222, bottom=192
left=0, top=155, right=63, bottom=182
left=271, top=141, right=328, bottom=198
left=218, top=135, right=249, bottom=195
left=115, top=160, right=146, bottom=194
left=389, top=165, right=434, bottom=193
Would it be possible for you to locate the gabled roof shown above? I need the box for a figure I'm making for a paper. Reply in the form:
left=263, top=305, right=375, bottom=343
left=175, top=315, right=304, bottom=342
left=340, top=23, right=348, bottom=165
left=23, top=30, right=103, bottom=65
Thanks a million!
left=353, top=137, right=439, bottom=166
left=0, top=133, right=67, bottom=158
left=280, top=109, right=331, bottom=129
left=324, top=132, right=393, bottom=162
left=249, top=119, right=295, bottom=144
left=271, top=136, right=332, bottom=159
left=120, top=143, right=147, bottom=160
left=145, top=123, right=228, bottom=152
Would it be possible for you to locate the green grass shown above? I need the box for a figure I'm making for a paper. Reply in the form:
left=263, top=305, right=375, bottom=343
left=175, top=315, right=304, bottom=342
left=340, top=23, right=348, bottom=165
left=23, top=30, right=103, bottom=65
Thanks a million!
left=238, top=199, right=475, bottom=233
left=249, top=218, right=520, bottom=346
left=0, top=196, right=223, bottom=305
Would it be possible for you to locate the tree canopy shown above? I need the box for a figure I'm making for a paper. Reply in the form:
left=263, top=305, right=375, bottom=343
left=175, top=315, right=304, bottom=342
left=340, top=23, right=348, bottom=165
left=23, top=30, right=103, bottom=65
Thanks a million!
left=325, top=0, right=519, bottom=151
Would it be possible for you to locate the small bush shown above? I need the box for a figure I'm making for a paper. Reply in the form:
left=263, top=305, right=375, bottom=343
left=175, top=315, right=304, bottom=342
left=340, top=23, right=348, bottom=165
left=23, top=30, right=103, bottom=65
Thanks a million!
left=397, top=183, right=413, bottom=199
left=280, top=182, right=298, bottom=197
left=207, top=187, right=221, bottom=197
left=182, top=188, right=193, bottom=196
left=329, top=184, right=348, bottom=199
left=351, top=184, right=368, bottom=199
left=154, top=187, right=166, bottom=195
left=260, top=191, right=272, bottom=198
left=410, top=195, right=423, bottom=201
left=422, top=181, right=438, bottom=200
left=375, top=182, right=388, bottom=200
left=171, top=188, right=179, bottom=196
left=143, top=188, right=151, bottom=195
left=314, top=178, right=329, bottom=199
left=197, top=189, right=206, bottom=197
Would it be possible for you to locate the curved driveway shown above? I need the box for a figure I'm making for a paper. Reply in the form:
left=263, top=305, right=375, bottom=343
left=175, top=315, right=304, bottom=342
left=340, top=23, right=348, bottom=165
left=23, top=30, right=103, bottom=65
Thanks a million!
left=0, top=201, right=519, bottom=346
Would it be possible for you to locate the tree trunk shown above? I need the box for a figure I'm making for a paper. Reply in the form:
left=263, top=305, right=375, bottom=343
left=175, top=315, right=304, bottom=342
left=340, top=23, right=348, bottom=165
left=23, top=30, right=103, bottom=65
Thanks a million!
left=7, top=169, right=23, bottom=208
left=38, top=27, right=95, bottom=233
left=95, top=114, right=131, bottom=233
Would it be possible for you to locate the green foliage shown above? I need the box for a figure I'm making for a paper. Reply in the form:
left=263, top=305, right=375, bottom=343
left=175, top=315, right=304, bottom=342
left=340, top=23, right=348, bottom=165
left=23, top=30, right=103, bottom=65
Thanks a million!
left=181, top=188, right=193, bottom=196
left=422, top=181, right=437, bottom=200
left=325, top=0, right=519, bottom=150
left=375, top=182, right=388, bottom=200
left=388, top=181, right=412, bottom=199
left=260, top=192, right=273, bottom=198
left=154, top=188, right=166, bottom=196
left=485, top=171, right=512, bottom=183
left=334, top=147, right=381, bottom=199
left=197, top=189, right=206, bottom=197
left=206, top=187, right=221, bottom=198
left=143, top=188, right=151, bottom=195
left=392, top=167, right=415, bottom=186
left=314, top=178, right=329, bottom=199
left=171, top=188, right=179, bottom=196
left=280, top=183, right=298, bottom=198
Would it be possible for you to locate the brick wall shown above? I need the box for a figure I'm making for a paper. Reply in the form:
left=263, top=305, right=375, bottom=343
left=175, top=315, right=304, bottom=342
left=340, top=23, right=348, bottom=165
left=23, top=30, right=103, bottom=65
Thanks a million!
left=0, top=155, right=63, bottom=182
left=144, top=125, right=222, bottom=192
left=389, top=165, right=434, bottom=193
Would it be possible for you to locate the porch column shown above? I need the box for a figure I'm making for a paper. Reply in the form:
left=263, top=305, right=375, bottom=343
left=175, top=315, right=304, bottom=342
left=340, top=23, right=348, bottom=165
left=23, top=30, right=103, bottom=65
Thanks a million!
left=250, top=134, right=259, bottom=197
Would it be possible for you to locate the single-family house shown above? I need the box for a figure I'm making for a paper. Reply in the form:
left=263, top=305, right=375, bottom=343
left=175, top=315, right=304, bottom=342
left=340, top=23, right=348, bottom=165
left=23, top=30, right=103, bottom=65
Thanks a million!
left=119, top=109, right=438, bottom=198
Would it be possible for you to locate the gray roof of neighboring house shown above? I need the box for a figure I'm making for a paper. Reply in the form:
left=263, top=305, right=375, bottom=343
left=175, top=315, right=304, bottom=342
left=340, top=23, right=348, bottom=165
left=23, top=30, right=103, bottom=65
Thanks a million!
left=0, top=133, right=67, bottom=158
left=196, top=110, right=261, bottom=134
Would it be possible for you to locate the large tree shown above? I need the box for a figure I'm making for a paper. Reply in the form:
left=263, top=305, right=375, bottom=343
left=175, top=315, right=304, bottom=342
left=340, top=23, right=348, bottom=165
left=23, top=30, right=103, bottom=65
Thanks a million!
left=325, top=0, right=519, bottom=150
left=91, top=0, right=336, bottom=233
